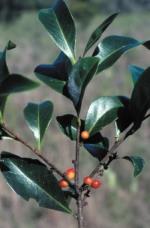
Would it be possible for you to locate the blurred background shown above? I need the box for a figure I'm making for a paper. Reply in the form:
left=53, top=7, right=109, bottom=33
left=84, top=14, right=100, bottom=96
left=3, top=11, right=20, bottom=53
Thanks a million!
left=0, top=0, right=150, bottom=228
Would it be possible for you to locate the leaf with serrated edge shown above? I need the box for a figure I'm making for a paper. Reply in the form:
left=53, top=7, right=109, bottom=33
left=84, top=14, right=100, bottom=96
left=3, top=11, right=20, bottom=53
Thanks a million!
left=24, top=101, right=53, bottom=149
left=123, top=156, right=145, bottom=177
left=85, top=96, right=123, bottom=135
left=0, top=152, right=72, bottom=213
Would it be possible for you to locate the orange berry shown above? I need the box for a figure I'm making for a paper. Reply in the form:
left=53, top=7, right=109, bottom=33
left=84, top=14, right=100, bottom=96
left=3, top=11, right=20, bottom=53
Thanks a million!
left=58, top=179, right=69, bottom=188
left=83, top=176, right=93, bottom=186
left=65, top=168, right=75, bottom=180
left=91, top=179, right=102, bottom=189
left=81, top=131, right=90, bottom=140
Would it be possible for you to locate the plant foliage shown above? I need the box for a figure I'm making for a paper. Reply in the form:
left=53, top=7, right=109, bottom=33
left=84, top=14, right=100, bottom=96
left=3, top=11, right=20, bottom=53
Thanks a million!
left=0, top=0, right=149, bottom=225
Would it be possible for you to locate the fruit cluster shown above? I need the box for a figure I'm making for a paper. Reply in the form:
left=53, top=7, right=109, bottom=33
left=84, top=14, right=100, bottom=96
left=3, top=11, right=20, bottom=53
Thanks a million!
left=83, top=176, right=102, bottom=189
left=58, top=168, right=102, bottom=190
left=58, top=168, right=75, bottom=188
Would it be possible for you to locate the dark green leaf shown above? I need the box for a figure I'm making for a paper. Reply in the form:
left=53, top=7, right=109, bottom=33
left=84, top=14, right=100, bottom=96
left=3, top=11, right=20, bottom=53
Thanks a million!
left=39, top=0, right=76, bottom=63
left=35, top=52, right=71, bottom=97
left=85, top=96, right=123, bottom=135
left=82, top=132, right=109, bottom=145
left=67, top=57, right=99, bottom=113
left=93, top=35, right=147, bottom=73
left=116, top=96, right=133, bottom=134
left=56, top=114, right=79, bottom=140
left=129, top=65, right=144, bottom=86
left=84, top=141, right=108, bottom=161
left=129, top=67, right=150, bottom=129
left=0, top=152, right=72, bottom=213
left=0, top=74, right=39, bottom=96
left=0, top=41, right=16, bottom=84
left=0, top=41, right=16, bottom=118
left=123, top=155, right=145, bottom=177
left=0, top=45, right=9, bottom=83
left=83, top=13, right=118, bottom=56
left=143, top=40, right=150, bottom=49
left=24, top=101, right=53, bottom=149
left=56, top=114, right=106, bottom=144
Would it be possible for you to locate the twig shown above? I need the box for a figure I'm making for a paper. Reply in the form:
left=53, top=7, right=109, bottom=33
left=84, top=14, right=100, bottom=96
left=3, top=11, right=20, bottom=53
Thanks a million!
left=89, top=130, right=129, bottom=178
left=1, top=123, right=75, bottom=191
left=75, top=118, right=81, bottom=191
left=74, top=117, right=84, bottom=228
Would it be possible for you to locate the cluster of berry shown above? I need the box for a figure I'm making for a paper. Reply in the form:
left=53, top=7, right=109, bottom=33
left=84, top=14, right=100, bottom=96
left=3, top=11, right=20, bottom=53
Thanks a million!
left=58, top=168, right=102, bottom=189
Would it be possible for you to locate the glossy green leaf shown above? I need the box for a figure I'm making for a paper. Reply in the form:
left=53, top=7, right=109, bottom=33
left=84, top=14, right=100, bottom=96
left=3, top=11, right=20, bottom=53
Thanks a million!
left=67, top=57, right=99, bottom=113
left=83, top=13, right=118, bottom=56
left=115, top=96, right=133, bottom=134
left=0, top=152, right=72, bottom=213
left=24, top=101, right=53, bottom=149
left=129, top=65, right=144, bottom=86
left=85, top=96, right=123, bottom=135
left=56, top=114, right=79, bottom=140
left=123, top=155, right=145, bottom=177
left=56, top=114, right=106, bottom=144
left=0, top=74, right=39, bottom=96
left=129, top=67, right=150, bottom=129
left=84, top=140, right=108, bottom=161
left=39, top=0, right=76, bottom=63
left=93, top=35, right=147, bottom=73
left=35, top=52, right=71, bottom=98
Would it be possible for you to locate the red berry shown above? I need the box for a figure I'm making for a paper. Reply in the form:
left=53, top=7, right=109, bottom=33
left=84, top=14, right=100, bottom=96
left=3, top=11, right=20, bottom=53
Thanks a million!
left=81, top=131, right=90, bottom=140
left=65, top=168, right=75, bottom=180
left=58, top=179, right=69, bottom=188
left=83, top=176, right=93, bottom=186
left=91, top=179, right=102, bottom=189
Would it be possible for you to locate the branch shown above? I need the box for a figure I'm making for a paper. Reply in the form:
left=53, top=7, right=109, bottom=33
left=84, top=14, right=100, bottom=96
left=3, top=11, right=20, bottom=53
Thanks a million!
left=80, top=127, right=134, bottom=197
left=74, top=117, right=84, bottom=228
left=75, top=118, right=81, bottom=191
left=1, top=123, right=75, bottom=191
left=89, top=131, right=127, bottom=178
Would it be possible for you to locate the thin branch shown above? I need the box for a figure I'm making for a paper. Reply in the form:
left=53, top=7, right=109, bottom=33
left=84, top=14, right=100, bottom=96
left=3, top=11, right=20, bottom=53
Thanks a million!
left=75, top=118, right=81, bottom=191
left=74, top=116, right=84, bottom=228
left=77, top=194, right=84, bottom=228
left=89, top=132, right=127, bottom=178
left=79, top=126, right=135, bottom=204
left=1, top=123, right=75, bottom=191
